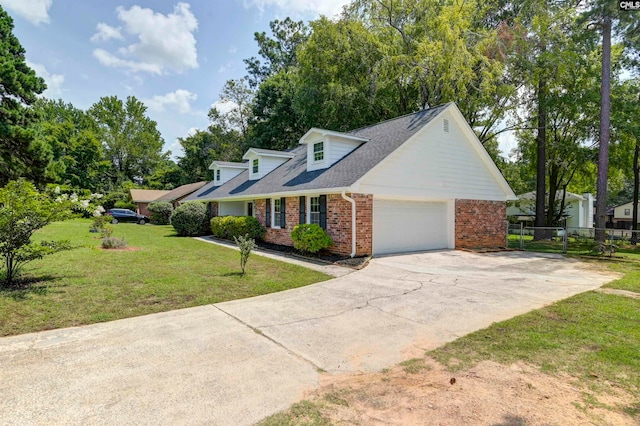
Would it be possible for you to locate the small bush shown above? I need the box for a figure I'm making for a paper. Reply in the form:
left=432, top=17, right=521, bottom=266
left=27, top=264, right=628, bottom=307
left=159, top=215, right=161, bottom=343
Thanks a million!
left=148, top=201, right=173, bottom=225
left=210, top=216, right=265, bottom=240
left=234, top=234, right=257, bottom=275
left=100, top=224, right=114, bottom=238
left=290, top=224, right=333, bottom=253
left=90, top=215, right=108, bottom=233
left=171, top=202, right=209, bottom=236
left=101, top=237, right=127, bottom=249
left=114, top=200, right=137, bottom=211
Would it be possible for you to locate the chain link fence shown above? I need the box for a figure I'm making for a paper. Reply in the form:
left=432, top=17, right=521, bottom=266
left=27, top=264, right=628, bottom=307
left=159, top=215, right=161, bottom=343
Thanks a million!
left=507, top=224, right=640, bottom=254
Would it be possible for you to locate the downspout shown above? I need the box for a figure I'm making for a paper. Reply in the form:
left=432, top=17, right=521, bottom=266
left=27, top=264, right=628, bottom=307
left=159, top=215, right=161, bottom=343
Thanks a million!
left=341, top=191, right=356, bottom=258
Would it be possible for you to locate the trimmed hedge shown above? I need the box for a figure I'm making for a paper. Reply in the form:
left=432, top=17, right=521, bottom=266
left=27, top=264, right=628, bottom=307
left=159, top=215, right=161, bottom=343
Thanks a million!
left=290, top=224, right=333, bottom=253
left=210, top=216, right=265, bottom=240
left=171, top=202, right=209, bottom=236
left=147, top=201, right=173, bottom=224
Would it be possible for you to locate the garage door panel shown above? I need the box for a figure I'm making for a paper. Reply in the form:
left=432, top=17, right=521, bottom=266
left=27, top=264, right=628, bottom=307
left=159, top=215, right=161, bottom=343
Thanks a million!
left=373, top=200, right=449, bottom=255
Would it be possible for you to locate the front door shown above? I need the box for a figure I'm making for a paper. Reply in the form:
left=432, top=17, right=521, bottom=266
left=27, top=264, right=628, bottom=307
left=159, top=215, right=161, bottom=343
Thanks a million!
left=247, top=202, right=254, bottom=217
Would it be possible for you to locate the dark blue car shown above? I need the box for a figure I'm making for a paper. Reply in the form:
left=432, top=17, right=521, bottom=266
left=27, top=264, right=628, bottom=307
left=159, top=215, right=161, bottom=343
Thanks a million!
left=105, top=209, right=149, bottom=224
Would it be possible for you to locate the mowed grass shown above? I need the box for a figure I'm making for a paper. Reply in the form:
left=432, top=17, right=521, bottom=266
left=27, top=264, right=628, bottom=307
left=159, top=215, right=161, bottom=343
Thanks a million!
left=0, top=219, right=331, bottom=336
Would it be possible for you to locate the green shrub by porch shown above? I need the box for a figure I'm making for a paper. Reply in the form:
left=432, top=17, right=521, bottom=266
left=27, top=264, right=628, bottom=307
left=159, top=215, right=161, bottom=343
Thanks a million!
left=148, top=201, right=173, bottom=224
left=210, top=216, right=265, bottom=240
left=290, top=224, right=333, bottom=253
left=171, top=202, right=209, bottom=236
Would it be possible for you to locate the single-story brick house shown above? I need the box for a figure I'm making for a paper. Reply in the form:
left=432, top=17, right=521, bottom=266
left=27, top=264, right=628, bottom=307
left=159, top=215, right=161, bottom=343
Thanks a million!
left=130, top=182, right=207, bottom=217
left=184, top=103, right=516, bottom=256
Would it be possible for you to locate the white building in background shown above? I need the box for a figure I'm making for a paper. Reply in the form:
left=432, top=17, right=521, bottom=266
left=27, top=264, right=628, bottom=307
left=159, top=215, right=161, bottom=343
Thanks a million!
left=507, top=191, right=595, bottom=229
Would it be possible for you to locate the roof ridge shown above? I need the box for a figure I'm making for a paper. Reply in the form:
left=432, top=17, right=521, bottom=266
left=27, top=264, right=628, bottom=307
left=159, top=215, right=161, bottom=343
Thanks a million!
left=347, top=102, right=452, bottom=134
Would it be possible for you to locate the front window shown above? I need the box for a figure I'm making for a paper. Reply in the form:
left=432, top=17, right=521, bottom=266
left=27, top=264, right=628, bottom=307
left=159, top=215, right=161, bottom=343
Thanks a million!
left=252, top=159, right=259, bottom=174
left=247, top=202, right=254, bottom=217
left=273, top=199, right=281, bottom=227
left=625, top=208, right=631, bottom=216
left=313, top=142, right=324, bottom=162
left=216, top=169, right=221, bottom=181
left=310, top=196, right=320, bottom=225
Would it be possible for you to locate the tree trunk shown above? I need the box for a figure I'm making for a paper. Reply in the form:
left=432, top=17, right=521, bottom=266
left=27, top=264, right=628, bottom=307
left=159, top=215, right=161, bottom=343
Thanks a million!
left=546, top=164, right=559, bottom=226
left=632, top=142, right=639, bottom=245
left=595, top=15, right=612, bottom=242
left=534, top=64, right=547, bottom=240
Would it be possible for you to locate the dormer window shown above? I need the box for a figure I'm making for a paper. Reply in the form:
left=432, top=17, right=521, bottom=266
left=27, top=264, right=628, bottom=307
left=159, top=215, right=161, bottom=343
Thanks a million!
left=252, top=159, right=259, bottom=174
left=216, top=169, right=221, bottom=181
left=313, top=142, right=324, bottom=162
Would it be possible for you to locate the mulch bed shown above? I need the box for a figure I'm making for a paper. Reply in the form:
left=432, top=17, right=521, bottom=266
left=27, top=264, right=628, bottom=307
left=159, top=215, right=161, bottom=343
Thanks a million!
left=245, top=240, right=370, bottom=269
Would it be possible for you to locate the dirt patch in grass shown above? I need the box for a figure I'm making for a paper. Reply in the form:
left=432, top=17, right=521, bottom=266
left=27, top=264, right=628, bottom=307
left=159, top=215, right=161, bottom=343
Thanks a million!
left=302, top=358, right=637, bottom=425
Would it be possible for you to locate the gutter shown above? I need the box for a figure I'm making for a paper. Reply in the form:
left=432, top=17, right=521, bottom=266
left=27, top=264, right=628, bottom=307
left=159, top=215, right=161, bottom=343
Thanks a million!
left=341, top=191, right=356, bottom=258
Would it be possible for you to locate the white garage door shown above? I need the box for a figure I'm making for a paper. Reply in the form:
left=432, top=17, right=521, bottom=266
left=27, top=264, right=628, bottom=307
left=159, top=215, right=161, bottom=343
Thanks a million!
left=373, top=200, right=450, bottom=255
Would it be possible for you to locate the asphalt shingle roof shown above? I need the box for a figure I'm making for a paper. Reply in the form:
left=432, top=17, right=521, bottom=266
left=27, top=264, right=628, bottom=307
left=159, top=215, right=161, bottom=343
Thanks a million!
left=185, top=104, right=450, bottom=202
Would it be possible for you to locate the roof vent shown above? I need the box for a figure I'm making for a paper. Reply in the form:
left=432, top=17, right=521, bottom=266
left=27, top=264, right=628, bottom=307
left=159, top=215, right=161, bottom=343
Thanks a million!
left=443, top=119, right=449, bottom=133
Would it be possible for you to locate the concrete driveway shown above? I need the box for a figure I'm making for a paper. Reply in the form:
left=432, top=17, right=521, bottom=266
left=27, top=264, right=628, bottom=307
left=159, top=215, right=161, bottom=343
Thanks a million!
left=0, top=250, right=616, bottom=425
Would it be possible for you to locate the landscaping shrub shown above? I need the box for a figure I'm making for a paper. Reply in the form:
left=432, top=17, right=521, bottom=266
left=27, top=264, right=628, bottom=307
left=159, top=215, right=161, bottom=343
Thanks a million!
left=147, top=201, right=173, bottom=224
left=90, top=215, right=108, bottom=233
left=210, top=216, right=265, bottom=240
left=290, top=224, right=333, bottom=253
left=234, top=234, right=256, bottom=275
left=113, top=200, right=137, bottom=211
left=101, top=237, right=127, bottom=249
left=171, top=202, right=209, bottom=236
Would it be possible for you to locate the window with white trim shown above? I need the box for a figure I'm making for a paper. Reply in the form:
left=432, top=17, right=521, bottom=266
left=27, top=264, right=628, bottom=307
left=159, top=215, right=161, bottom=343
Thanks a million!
left=313, top=141, right=324, bottom=162
left=216, top=169, right=220, bottom=181
left=273, top=198, right=281, bottom=228
left=252, top=158, right=259, bottom=174
left=309, top=196, right=320, bottom=225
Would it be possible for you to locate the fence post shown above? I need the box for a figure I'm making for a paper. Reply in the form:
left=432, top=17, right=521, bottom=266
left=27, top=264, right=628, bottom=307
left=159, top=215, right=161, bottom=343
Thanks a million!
left=520, top=223, right=524, bottom=250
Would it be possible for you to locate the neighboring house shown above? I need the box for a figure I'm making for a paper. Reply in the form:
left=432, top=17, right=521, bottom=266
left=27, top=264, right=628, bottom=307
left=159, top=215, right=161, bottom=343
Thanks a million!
left=506, top=191, right=595, bottom=229
left=130, top=182, right=207, bottom=216
left=612, top=201, right=640, bottom=229
left=130, top=189, right=171, bottom=217
left=153, top=181, right=207, bottom=209
left=185, top=103, right=516, bottom=256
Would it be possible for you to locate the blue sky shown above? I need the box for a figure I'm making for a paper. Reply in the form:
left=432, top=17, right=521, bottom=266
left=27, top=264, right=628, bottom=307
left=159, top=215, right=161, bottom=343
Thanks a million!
left=4, top=0, right=517, bottom=160
left=4, top=0, right=351, bottom=159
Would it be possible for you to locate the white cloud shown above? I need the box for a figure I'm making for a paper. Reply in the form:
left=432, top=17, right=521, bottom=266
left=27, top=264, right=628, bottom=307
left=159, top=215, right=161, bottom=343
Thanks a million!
left=27, top=61, right=64, bottom=97
left=169, top=139, right=185, bottom=159
left=3, top=0, right=52, bottom=25
left=92, top=2, right=198, bottom=75
left=143, top=89, right=197, bottom=114
left=91, top=23, right=123, bottom=43
left=211, top=100, right=237, bottom=115
left=229, top=45, right=237, bottom=54
left=244, top=0, right=348, bottom=17
left=93, top=48, right=162, bottom=74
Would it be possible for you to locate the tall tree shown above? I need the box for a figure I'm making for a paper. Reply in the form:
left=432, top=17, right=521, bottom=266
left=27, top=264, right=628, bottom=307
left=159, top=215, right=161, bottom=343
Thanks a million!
left=31, top=99, right=108, bottom=192
left=582, top=1, right=640, bottom=240
left=0, top=5, right=47, bottom=186
left=89, top=96, right=165, bottom=187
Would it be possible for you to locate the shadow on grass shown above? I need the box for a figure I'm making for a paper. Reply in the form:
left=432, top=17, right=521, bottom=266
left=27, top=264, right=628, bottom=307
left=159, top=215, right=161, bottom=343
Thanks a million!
left=222, top=271, right=245, bottom=277
left=0, top=275, right=62, bottom=301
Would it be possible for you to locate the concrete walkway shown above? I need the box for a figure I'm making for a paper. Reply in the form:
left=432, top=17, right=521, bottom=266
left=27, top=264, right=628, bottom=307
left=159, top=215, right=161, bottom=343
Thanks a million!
left=0, top=250, right=617, bottom=425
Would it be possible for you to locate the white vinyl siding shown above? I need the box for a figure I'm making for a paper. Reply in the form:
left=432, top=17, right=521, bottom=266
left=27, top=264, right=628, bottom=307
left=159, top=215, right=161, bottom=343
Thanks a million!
left=373, top=200, right=451, bottom=255
left=213, top=166, right=246, bottom=186
left=306, top=135, right=363, bottom=172
left=219, top=201, right=246, bottom=216
left=358, top=110, right=508, bottom=201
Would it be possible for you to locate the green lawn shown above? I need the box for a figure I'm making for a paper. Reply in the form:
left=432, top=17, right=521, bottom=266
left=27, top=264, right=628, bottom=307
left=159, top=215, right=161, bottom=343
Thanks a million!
left=0, top=219, right=330, bottom=336
left=429, top=254, right=640, bottom=414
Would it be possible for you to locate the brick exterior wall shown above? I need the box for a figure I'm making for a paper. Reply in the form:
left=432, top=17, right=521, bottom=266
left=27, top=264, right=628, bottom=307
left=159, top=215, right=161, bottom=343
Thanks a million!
left=136, top=202, right=151, bottom=217
left=455, top=199, right=506, bottom=249
left=326, top=194, right=372, bottom=256
left=250, top=193, right=373, bottom=256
